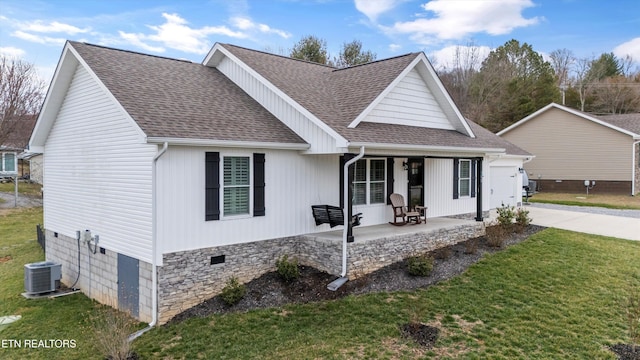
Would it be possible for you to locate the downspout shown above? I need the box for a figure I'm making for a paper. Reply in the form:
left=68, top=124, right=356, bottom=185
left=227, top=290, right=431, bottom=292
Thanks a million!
left=633, top=141, right=640, bottom=196
left=129, top=141, right=168, bottom=341
left=327, top=146, right=365, bottom=291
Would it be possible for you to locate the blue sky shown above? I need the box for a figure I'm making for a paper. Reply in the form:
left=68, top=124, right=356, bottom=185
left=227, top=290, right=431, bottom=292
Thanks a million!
left=1, top=0, right=639, bottom=85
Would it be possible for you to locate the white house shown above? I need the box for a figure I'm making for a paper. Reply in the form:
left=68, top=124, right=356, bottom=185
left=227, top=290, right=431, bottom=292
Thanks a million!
left=29, top=41, right=530, bottom=324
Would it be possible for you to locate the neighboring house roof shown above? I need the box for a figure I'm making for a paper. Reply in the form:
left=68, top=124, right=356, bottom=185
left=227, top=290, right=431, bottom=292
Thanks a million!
left=32, top=41, right=531, bottom=156
left=0, top=114, right=37, bottom=151
left=498, top=102, right=640, bottom=139
left=596, top=113, right=640, bottom=135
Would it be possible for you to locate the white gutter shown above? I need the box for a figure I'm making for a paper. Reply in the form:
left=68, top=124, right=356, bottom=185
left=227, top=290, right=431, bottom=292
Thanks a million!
left=129, top=141, right=168, bottom=341
left=633, top=140, right=640, bottom=196
left=340, top=146, right=364, bottom=276
left=348, top=142, right=505, bottom=154
left=146, top=137, right=310, bottom=151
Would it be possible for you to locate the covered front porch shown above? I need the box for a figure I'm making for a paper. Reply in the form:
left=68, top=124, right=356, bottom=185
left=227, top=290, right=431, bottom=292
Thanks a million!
left=298, top=216, right=486, bottom=279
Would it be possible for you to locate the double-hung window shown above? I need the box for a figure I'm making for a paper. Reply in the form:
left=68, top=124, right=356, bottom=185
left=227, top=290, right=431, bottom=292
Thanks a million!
left=1, top=152, right=17, bottom=173
left=206, top=152, right=265, bottom=221
left=458, top=159, right=471, bottom=197
left=353, top=159, right=386, bottom=205
left=223, top=156, right=251, bottom=216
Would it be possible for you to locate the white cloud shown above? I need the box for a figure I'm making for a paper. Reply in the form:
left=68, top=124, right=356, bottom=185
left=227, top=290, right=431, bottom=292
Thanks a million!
left=389, top=43, right=402, bottom=52
left=230, top=17, right=291, bottom=38
left=0, top=46, right=26, bottom=58
left=389, top=0, right=540, bottom=43
left=613, top=37, right=640, bottom=63
left=118, top=13, right=248, bottom=54
left=429, top=44, right=492, bottom=71
left=11, top=30, right=66, bottom=46
left=118, top=31, right=166, bottom=53
left=354, top=0, right=407, bottom=21
left=23, top=20, right=90, bottom=35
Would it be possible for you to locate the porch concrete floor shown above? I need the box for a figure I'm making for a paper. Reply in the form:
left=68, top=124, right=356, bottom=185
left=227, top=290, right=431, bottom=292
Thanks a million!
left=306, top=216, right=483, bottom=243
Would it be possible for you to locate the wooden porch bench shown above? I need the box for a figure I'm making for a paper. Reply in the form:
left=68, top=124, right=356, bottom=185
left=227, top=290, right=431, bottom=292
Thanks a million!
left=311, top=205, right=362, bottom=228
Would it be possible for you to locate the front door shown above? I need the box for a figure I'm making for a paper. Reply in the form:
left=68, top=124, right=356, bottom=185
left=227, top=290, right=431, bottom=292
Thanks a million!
left=407, top=158, right=424, bottom=210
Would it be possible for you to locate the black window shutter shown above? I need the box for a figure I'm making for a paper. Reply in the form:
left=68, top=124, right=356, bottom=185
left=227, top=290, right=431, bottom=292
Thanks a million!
left=386, top=157, right=394, bottom=204
left=471, top=159, right=476, bottom=198
left=205, top=152, right=220, bottom=221
left=453, top=158, right=459, bottom=199
left=253, top=153, right=265, bottom=216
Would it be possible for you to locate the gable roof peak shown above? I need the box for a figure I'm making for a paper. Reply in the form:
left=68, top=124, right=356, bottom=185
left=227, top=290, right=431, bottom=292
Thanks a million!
left=330, top=52, right=420, bottom=73
left=69, top=41, right=194, bottom=65
left=219, top=43, right=337, bottom=69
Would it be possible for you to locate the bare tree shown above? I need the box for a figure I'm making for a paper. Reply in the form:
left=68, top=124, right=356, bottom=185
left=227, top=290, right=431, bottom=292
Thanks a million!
left=573, top=57, right=596, bottom=112
left=437, top=43, right=483, bottom=119
left=0, top=56, right=45, bottom=145
left=549, top=49, right=575, bottom=105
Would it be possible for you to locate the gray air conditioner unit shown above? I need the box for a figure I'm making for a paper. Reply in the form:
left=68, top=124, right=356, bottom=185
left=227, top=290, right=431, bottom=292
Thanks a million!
left=24, top=261, right=62, bottom=294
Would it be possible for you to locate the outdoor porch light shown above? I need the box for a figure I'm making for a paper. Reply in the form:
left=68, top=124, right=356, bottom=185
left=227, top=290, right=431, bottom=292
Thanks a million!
left=402, top=161, right=409, bottom=170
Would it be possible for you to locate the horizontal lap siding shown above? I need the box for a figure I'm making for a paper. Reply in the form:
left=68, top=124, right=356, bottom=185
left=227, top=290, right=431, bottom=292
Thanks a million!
left=156, top=148, right=338, bottom=260
left=217, top=57, right=335, bottom=153
left=365, top=69, right=454, bottom=130
left=502, top=108, right=631, bottom=181
left=44, top=65, right=155, bottom=262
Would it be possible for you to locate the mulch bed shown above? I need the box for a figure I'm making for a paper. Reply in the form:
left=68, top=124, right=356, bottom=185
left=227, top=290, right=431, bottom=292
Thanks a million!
left=168, top=225, right=544, bottom=324
left=610, top=344, right=640, bottom=360
left=400, top=322, right=440, bottom=348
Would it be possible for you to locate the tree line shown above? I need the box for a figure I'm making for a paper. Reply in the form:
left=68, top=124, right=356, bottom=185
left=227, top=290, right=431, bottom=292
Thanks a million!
left=1, top=36, right=638, bottom=144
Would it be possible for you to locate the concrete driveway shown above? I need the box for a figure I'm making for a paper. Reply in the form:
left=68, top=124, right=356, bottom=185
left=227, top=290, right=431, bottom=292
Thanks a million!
left=524, top=204, right=640, bottom=241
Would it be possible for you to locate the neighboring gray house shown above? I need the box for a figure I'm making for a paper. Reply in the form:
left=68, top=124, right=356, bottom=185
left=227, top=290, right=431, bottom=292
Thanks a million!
left=498, top=103, right=640, bottom=195
left=0, top=115, right=39, bottom=182
left=30, top=41, right=530, bottom=324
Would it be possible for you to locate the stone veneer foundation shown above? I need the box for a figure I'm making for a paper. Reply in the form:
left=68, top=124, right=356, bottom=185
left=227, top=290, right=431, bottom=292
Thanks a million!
left=157, top=220, right=484, bottom=324
left=46, top=221, right=485, bottom=325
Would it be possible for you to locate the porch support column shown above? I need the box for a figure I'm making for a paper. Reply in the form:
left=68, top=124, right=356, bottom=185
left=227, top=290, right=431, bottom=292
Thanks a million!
left=341, top=153, right=356, bottom=243
left=475, top=157, right=483, bottom=221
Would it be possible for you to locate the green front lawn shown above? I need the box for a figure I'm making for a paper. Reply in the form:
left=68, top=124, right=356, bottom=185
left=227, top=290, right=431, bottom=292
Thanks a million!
left=0, top=182, right=43, bottom=197
left=529, top=192, right=640, bottom=210
left=1, top=207, right=639, bottom=359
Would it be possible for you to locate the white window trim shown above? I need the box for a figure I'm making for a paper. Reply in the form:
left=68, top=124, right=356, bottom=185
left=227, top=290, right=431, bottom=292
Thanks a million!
left=353, top=158, right=386, bottom=206
left=220, top=153, right=253, bottom=219
left=1, top=152, right=18, bottom=174
left=458, top=159, right=471, bottom=198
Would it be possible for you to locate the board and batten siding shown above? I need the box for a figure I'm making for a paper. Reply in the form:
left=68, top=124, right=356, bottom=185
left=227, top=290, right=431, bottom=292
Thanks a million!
left=424, top=158, right=488, bottom=217
left=44, top=64, right=156, bottom=262
left=363, top=69, right=454, bottom=130
left=155, top=147, right=339, bottom=261
left=216, top=57, right=338, bottom=153
left=502, top=107, right=631, bottom=181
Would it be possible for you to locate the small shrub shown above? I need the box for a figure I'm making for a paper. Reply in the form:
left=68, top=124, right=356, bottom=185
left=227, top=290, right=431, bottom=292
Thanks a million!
left=434, top=247, right=452, bottom=260
left=220, top=277, right=246, bottom=306
left=276, top=255, right=300, bottom=282
left=464, top=238, right=478, bottom=254
left=407, top=255, right=434, bottom=277
left=514, top=207, right=532, bottom=232
left=496, top=203, right=516, bottom=231
left=90, top=306, right=137, bottom=360
left=627, top=283, right=640, bottom=346
left=485, top=224, right=506, bottom=248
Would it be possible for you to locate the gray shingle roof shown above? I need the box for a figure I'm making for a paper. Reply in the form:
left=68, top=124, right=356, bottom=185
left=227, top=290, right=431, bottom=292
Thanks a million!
left=70, top=41, right=529, bottom=155
left=221, top=44, right=529, bottom=155
left=70, top=41, right=305, bottom=144
left=595, top=113, right=640, bottom=135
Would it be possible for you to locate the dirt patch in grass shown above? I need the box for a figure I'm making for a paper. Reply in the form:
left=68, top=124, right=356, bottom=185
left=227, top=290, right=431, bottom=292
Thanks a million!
left=168, top=225, right=544, bottom=324
left=0, top=255, right=12, bottom=263
left=400, top=322, right=440, bottom=348
left=609, top=343, right=640, bottom=360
